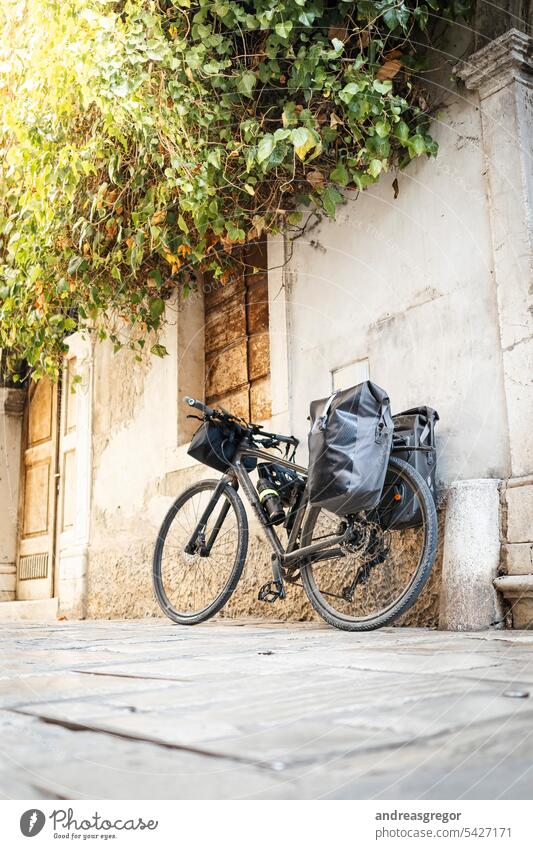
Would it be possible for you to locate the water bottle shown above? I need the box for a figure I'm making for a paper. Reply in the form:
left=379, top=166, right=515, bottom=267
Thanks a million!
left=256, top=465, right=285, bottom=525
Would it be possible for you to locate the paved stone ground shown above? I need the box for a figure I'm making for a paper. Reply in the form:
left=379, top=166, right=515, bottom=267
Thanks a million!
left=1, top=619, right=533, bottom=800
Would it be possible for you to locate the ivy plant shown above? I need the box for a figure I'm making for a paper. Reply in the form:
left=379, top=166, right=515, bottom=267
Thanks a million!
left=0, top=0, right=471, bottom=378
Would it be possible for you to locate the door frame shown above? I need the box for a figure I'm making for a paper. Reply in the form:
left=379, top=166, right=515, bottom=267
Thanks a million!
left=15, top=377, right=61, bottom=601
left=14, top=332, right=93, bottom=615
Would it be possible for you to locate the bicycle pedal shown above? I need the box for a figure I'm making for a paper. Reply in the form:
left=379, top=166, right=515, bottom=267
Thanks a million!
left=258, top=580, right=285, bottom=603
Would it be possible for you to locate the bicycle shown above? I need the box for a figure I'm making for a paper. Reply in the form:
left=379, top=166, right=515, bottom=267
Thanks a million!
left=152, top=397, right=438, bottom=631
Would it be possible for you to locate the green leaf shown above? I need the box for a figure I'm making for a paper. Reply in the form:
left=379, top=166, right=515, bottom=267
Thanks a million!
left=414, top=4, right=429, bottom=29
left=394, top=121, right=410, bottom=144
left=408, top=135, right=427, bottom=157
left=383, top=8, right=399, bottom=30
left=274, top=21, right=293, bottom=39
left=329, top=162, right=349, bottom=186
left=339, top=82, right=360, bottom=103
left=149, top=298, right=165, bottom=322
left=257, top=134, right=275, bottom=164
left=237, top=71, right=256, bottom=98
left=67, top=256, right=84, bottom=275
left=226, top=222, right=246, bottom=242
left=148, top=269, right=163, bottom=287
left=374, top=118, right=390, bottom=138
left=322, top=186, right=343, bottom=219
left=368, top=159, right=383, bottom=178
left=373, top=79, right=393, bottom=94
left=282, top=102, right=298, bottom=128
left=150, top=344, right=168, bottom=358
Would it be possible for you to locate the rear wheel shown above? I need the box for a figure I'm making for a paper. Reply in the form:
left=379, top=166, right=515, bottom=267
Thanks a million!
left=152, top=478, right=248, bottom=624
left=300, top=456, right=437, bottom=631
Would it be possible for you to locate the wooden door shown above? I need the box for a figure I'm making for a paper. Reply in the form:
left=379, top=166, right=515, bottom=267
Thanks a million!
left=204, top=242, right=271, bottom=422
left=16, top=377, right=59, bottom=600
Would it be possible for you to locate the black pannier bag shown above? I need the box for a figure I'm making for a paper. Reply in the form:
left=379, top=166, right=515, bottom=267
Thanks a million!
left=307, top=381, right=394, bottom=516
left=377, top=406, right=439, bottom=530
left=187, top=420, right=238, bottom=473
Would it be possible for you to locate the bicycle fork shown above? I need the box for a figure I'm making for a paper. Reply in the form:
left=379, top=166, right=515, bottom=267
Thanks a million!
left=183, top=478, right=233, bottom=557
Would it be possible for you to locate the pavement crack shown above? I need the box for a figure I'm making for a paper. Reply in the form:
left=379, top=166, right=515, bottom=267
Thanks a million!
left=73, top=669, right=189, bottom=683
left=12, top=709, right=276, bottom=771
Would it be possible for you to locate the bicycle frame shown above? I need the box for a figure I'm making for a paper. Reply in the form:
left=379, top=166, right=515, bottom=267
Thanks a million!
left=184, top=439, right=352, bottom=587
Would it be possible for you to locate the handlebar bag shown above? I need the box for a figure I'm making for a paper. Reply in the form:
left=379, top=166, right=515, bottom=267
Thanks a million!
left=376, top=406, right=439, bottom=529
left=307, top=381, right=393, bottom=516
left=187, top=421, right=238, bottom=473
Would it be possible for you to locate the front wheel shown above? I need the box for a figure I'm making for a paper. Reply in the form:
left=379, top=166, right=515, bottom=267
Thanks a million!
left=300, top=456, right=438, bottom=631
left=152, top=478, right=248, bottom=625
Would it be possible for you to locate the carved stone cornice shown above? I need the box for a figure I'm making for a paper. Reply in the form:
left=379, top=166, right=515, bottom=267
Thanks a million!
left=454, top=28, right=533, bottom=99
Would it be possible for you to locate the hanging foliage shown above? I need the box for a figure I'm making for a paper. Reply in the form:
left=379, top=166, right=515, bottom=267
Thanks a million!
left=0, top=0, right=471, bottom=378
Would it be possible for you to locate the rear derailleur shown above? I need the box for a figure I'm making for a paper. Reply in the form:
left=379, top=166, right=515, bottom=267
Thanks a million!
left=339, top=521, right=390, bottom=602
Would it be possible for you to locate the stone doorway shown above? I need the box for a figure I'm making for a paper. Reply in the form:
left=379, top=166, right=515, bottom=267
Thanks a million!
left=13, top=341, right=88, bottom=616
left=15, top=376, right=60, bottom=601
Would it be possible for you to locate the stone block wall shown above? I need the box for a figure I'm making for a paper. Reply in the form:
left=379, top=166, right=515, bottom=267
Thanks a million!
left=495, top=478, right=533, bottom=628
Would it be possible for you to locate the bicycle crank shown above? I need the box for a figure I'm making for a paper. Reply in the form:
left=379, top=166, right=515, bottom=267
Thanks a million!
left=258, top=554, right=286, bottom=603
left=258, top=581, right=285, bottom=603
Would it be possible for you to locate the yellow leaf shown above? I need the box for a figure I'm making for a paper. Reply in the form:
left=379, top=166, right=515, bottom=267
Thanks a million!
left=164, top=252, right=180, bottom=264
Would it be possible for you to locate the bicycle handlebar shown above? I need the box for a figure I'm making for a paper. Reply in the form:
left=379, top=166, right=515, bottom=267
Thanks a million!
left=184, top=396, right=216, bottom=417
left=256, top=432, right=299, bottom=448
left=183, top=396, right=299, bottom=449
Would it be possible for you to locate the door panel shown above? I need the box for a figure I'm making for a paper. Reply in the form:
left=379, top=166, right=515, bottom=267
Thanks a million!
left=28, top=378, right=53, bottom=445
left=61, top=449, right=76, bottom=532
left=16, top=378, right=59, bottom=600
left=22, top=460, right=51, bottom=536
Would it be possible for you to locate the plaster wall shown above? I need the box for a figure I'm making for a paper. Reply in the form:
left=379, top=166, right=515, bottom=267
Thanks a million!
left=280, top=93, right=510, bottom=487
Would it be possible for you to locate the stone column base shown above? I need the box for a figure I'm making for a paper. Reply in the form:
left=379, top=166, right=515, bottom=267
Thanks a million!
left=439, top=479, right=503, bottom=631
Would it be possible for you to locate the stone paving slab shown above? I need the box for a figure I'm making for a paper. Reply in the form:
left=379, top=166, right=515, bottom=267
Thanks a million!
left=1, top=619, right=533, bottom=799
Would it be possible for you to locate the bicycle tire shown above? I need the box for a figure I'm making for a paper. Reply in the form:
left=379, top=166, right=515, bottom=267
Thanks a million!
left=300, top=456, right=438, bottom=632
left=152, top=478, right=248, bottom=625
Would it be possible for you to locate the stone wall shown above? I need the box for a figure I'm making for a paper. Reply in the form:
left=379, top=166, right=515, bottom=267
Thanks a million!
left=83, top=27, right=532, bottom=629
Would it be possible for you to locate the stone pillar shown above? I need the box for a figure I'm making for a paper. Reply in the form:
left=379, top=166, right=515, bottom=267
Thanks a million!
left=0, top=387, right=25, bottom=601
left=440, top=479, right=503, bottom=630
left=455, top=30, right=533, bottom=627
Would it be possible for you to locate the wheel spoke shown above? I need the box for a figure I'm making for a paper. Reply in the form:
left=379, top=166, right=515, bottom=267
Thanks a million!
left=300, top=457, right=437, bottom=629
left=153, top=482, right=245, bottom=622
